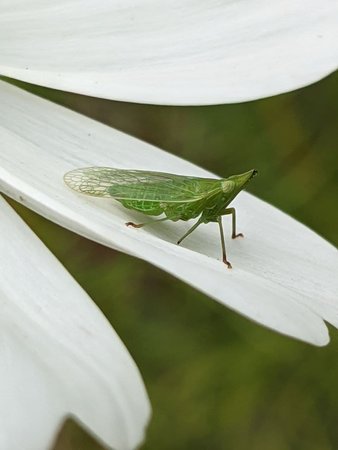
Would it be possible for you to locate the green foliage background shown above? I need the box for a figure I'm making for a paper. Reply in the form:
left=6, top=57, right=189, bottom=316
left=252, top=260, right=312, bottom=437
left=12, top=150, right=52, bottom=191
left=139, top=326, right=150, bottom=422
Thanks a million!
left=9, top=71, right=338, bottom=450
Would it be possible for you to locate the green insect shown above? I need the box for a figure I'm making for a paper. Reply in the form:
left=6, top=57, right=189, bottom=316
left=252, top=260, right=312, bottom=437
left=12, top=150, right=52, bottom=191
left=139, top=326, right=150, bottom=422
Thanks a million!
left=64, top=167, right=257, bottom=268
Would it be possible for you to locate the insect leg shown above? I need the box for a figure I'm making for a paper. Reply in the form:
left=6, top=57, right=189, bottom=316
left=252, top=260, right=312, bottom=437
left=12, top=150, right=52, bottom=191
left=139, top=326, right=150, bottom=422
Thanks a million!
left=177, top=218, right=203, bottom=245
left=126, top=217, right=170, bottom=228
left=224, top=207, right=244, bottom=239
left=217, top=216, right=232, bottom=269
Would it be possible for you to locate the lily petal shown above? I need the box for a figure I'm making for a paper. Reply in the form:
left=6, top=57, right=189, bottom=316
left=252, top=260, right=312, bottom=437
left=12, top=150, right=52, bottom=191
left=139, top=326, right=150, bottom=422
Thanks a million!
left=0, top=1, right=337, bottom=104
left=0, top=193, right=150, bottom=449
left=0, top=82, right=337, bottom=346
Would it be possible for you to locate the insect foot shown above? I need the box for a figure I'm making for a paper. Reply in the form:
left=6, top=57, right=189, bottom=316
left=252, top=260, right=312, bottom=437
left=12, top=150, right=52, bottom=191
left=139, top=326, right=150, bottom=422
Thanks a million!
left=223, top=257, right=232, bottom=269
left=232, top=232, right=244, bottom=239
left=125, top=222, right=144, bottom=228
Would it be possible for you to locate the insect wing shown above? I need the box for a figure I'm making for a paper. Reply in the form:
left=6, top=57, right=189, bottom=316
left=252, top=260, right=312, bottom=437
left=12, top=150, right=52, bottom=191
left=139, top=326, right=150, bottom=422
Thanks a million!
left=64, top=167, right=222, bottom=204
left=64, top=167, right=118, bottom=197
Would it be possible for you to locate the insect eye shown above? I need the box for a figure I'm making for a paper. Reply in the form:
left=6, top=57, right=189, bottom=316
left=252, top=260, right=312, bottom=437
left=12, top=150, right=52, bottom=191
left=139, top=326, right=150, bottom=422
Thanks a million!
left=221, top=180, right=235, bottom=193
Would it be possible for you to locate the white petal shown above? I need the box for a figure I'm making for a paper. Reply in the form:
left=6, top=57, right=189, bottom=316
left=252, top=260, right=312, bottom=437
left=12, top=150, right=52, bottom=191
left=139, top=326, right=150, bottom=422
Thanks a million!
left=0, top=1, right=337, bottom=104
left=0, top=82, right=337, bottom=346
left=0, top=194, right=150, bottom=449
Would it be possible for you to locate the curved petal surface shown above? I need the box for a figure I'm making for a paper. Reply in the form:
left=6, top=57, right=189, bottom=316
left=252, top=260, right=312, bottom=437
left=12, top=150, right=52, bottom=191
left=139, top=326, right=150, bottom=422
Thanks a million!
left=0, top=194, right=150, bottom=450
left=0, top=82, right=337, bottom=346
left=0, top=0, right=337, bottom=104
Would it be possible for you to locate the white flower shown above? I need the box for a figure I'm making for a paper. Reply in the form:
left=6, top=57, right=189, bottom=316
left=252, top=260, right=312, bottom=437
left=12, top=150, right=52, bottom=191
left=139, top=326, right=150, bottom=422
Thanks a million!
left=0, top=194, right=150, bottom=450
left=0, top=1, right=337, bottom=449
left=1, top=80, right=338, bottom=348
left=1, top=1, right=337, bottom=104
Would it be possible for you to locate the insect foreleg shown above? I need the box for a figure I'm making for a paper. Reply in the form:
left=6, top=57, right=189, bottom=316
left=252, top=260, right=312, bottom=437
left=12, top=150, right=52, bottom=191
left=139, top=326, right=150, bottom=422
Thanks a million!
left=126, top=216, right=170, bottom=228
left=223, top=207, right=244, bottom=239
left=217, top=216, right=232, bottom=269
left=177, top=217, right=203, bottom=245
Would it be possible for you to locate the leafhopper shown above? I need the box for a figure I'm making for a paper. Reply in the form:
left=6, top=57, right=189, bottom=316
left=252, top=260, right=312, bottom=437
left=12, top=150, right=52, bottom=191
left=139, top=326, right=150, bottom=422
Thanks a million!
left=64, top=167, right=257, bottom=268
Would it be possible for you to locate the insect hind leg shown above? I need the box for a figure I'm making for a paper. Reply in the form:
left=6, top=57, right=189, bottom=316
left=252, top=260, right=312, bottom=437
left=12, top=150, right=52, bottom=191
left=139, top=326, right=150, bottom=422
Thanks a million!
left=177, top=218, right=203, bottom=245
left=126, top=217, right=169, bottom=228
left=126, top=221, right=144, bottom=228
left=224, top=207, right=244, bottom=239
left=217, top=216, right=232, bottom=269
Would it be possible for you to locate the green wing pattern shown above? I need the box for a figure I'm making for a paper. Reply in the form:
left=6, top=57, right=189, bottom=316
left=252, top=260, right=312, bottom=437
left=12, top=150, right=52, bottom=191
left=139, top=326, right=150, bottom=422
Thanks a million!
left=64, top=167, right=221, bottom=201
left=64, top=167, right=224, bottom=219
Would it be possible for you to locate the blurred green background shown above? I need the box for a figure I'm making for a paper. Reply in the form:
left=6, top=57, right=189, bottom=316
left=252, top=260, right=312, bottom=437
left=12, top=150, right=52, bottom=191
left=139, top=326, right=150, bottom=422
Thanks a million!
left=8, top=71, right=338, bottom=450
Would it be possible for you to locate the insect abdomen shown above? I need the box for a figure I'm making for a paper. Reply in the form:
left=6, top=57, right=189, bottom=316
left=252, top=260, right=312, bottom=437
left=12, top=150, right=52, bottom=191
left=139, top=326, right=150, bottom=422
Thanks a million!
left=118, top=198, right=204, bottom=221
left=163, top=202, right=203, bottom=221
left=118, top=199, right=164, bottom=216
